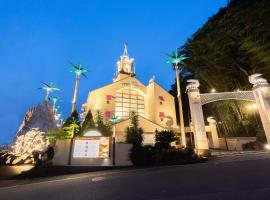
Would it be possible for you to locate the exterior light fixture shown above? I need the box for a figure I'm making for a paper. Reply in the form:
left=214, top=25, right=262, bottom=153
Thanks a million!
left=210, top=88, right=216, bottom=93
left=265, top=144, right=270, bottom=150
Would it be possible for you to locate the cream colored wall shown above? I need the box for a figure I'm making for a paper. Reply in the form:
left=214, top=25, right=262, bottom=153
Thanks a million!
left=146, top=82, right=177, bottom=129
left=145, top=82, right=155, bottom=122
left=115, top=116, right=167, bottom=144
left=82, top=76, right=177, bottom=144
left=83, top=76, right=146, bottom=119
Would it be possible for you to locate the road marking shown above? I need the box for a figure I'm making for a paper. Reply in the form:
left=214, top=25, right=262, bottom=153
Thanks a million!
left=91, top=177, right=105, bottom=182
left=0, top=165, right=187, bottom=190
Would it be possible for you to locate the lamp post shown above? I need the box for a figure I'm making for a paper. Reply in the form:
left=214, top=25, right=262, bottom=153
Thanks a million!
left=38, top=82, right=60, bottom=102
left=111, top=115, right=119, bottom=166
left=67, top=118, right=80, bottom=165
left=70, top=63, right=88, bottom=112
left=52, top=97, right=60, bottom=114
left=167, top=51, right=189, bottom=147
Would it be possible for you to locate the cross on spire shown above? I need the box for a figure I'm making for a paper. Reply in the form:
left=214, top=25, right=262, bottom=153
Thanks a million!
left=123, top=42, right=128, bottom=57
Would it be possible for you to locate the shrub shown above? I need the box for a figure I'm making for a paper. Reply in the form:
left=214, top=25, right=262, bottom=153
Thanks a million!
left=242, top=141, right=264, bottom=150
left=256, top=129, right=267, bottom=143
left=155, top=130, right=178, bottom=150
left=126, top=111, right=144, bottom=165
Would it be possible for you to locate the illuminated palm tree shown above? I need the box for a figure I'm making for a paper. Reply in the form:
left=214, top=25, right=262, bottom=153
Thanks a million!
left=70, top=63, right=88, bottom=112
left=38, top=82, right=60, bottom=102
left=166, top=51, right=189, bottom=147
left=52, top=97, right=61, bottom=113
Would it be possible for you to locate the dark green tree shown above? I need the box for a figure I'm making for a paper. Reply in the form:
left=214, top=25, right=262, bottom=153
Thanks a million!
left=126, top=111, right=144, bottom=165
left=155, top=130, right=178, bottom=150
left=62, top=110, right=81, bottom=136
left=81, top=110, right=95, bottom=133
left=94, top=110, right=112, bottom=136
left=171, top=0, right=268, bottom=137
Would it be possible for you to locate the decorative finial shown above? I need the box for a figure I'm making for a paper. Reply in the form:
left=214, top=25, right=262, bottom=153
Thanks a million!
left=123, top=42, right=128, bottom=56
left=149, top=75, right=156, bottom=84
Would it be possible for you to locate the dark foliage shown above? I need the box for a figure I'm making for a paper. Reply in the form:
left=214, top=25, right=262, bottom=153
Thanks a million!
left=81, top=110, right=95, bottom=134
left=171, top=0, right=269, bottom=137
left=155, top=130, right=178, bottom=150
left=126, top=112, right=144, bottom=165
left=242, top=141, right=264, bottom=151
left=62, top=110, right=81, bottom=136
left=95, top=110, right=112, bottom=136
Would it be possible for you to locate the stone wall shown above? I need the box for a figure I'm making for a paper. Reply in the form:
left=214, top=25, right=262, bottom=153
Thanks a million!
left=218, top=137, right=256, bottom=151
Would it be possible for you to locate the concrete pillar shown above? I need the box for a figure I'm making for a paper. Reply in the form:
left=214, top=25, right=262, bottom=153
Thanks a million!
left=249, top=74, right=270, bottom=145
left=207, top=117, right=219, bottom=149
left=186, top=80, right=209, bottom=155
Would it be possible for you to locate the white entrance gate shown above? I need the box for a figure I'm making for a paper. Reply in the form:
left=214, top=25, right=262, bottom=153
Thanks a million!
left=186, top=74, right=270, bottom=155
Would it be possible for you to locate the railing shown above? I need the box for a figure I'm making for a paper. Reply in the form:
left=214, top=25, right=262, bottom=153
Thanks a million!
left=200, top=91, right=255, bottom=105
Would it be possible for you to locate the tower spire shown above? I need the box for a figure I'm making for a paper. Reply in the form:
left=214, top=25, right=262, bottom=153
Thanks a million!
left=123, top=43, right=128, bottom=56
left=114, top=43, right=135, bottom=82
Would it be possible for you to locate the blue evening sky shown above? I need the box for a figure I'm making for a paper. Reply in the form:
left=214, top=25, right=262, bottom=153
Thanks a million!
left=0, top=0, right=227, bottom=144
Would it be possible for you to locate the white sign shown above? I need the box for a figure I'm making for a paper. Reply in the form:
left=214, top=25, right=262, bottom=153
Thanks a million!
left=73, top=140, right=100, bottom=158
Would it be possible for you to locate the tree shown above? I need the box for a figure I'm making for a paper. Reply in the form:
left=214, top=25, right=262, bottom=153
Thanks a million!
left=70, top=63, right=88, bottom=112
left=81, top=110, right=95, bottom=133
left=155, top=130, right=178, bottom=150
left=94, top=110, right=112, bottom=136
left=126, top=111, right=144, bottom=165
left=166, top=51, right=189, bottom=147
left=62, top=110, right=81, bottom=136
left=172, top=0, right=269, bottom=137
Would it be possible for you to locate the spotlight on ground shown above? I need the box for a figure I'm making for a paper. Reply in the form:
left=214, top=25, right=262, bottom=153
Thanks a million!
left=264, top=144, right=270, bottom=150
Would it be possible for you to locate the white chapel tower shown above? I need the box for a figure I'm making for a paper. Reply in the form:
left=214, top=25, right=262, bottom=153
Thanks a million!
left=114, top=43, right=135, bottom=82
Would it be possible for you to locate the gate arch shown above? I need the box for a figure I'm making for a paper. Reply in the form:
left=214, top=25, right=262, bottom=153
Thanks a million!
left=186, top=74, right=270, bottom=155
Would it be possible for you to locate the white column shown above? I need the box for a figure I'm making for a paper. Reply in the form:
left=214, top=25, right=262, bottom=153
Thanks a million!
left=249, top=74, right=270, bottom=145
left=207, top=117, right=219, bottom=149
left=186, top=80, right=209, bottom=155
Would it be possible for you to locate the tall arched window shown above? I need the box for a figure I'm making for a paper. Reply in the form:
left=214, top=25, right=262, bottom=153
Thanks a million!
left=115, top=88, right=145, bottom=119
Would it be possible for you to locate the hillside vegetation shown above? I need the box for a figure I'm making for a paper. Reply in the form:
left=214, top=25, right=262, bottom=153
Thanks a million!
left=172, top=0, right=270, bottom=137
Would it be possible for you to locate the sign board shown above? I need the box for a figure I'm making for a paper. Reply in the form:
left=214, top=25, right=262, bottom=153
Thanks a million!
left=73, top=137, right=109, bottom=158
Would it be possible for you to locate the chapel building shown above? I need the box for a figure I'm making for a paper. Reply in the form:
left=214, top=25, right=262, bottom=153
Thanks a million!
left=81, top=44, right=177, bottom=144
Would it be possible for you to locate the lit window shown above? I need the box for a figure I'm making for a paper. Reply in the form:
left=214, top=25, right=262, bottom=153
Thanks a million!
left=115, top=88, right=145, bottom=119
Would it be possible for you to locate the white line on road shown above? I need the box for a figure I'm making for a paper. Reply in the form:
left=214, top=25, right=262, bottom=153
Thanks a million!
left=91, top=177, right=105, bottom=182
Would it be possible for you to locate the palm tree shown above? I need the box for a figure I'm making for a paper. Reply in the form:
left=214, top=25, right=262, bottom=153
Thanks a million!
left=38, top=82, right=60, bottom=102
left=166, top=51, right=189, bottom=147
left=70, top=63, right=88, bottom=112
left=52, top=97, right=61, bottom=113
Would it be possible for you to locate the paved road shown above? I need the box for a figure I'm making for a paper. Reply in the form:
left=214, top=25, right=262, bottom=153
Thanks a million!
left=1, top=156, right=270, bottom=200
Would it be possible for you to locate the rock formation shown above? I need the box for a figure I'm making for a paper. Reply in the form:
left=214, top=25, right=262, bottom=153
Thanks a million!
left=16, top=101, right=57, bottom=137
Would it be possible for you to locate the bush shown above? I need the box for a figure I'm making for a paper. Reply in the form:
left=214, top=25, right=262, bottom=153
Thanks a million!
left=138, top=146, right=203, bottom=166
left=126, top=112, right=144, bottom=165
left=155, top=130, right=178, bottom=150
left=242, top=141, right=264, bottom=151
left=256, top=129, right=267, bottom=143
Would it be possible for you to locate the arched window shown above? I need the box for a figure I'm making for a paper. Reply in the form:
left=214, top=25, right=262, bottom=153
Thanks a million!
left=115, top=88, right=145, bottom=119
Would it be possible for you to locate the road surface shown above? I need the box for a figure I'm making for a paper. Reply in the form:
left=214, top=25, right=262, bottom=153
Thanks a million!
left=1, top=153, right=270, bottom=200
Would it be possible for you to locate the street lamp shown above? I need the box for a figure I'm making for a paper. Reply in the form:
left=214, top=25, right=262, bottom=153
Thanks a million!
left=52, top=97, right=61, bottom=113
left=110, top=115, right=119, bottom=166
left=166, top=50, right=188, bottom=147
left=70, top=63, right=88, bottom=112
left=38, top=82, right=60, bottom=102
left=67, top=118, right=80, bottom=165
